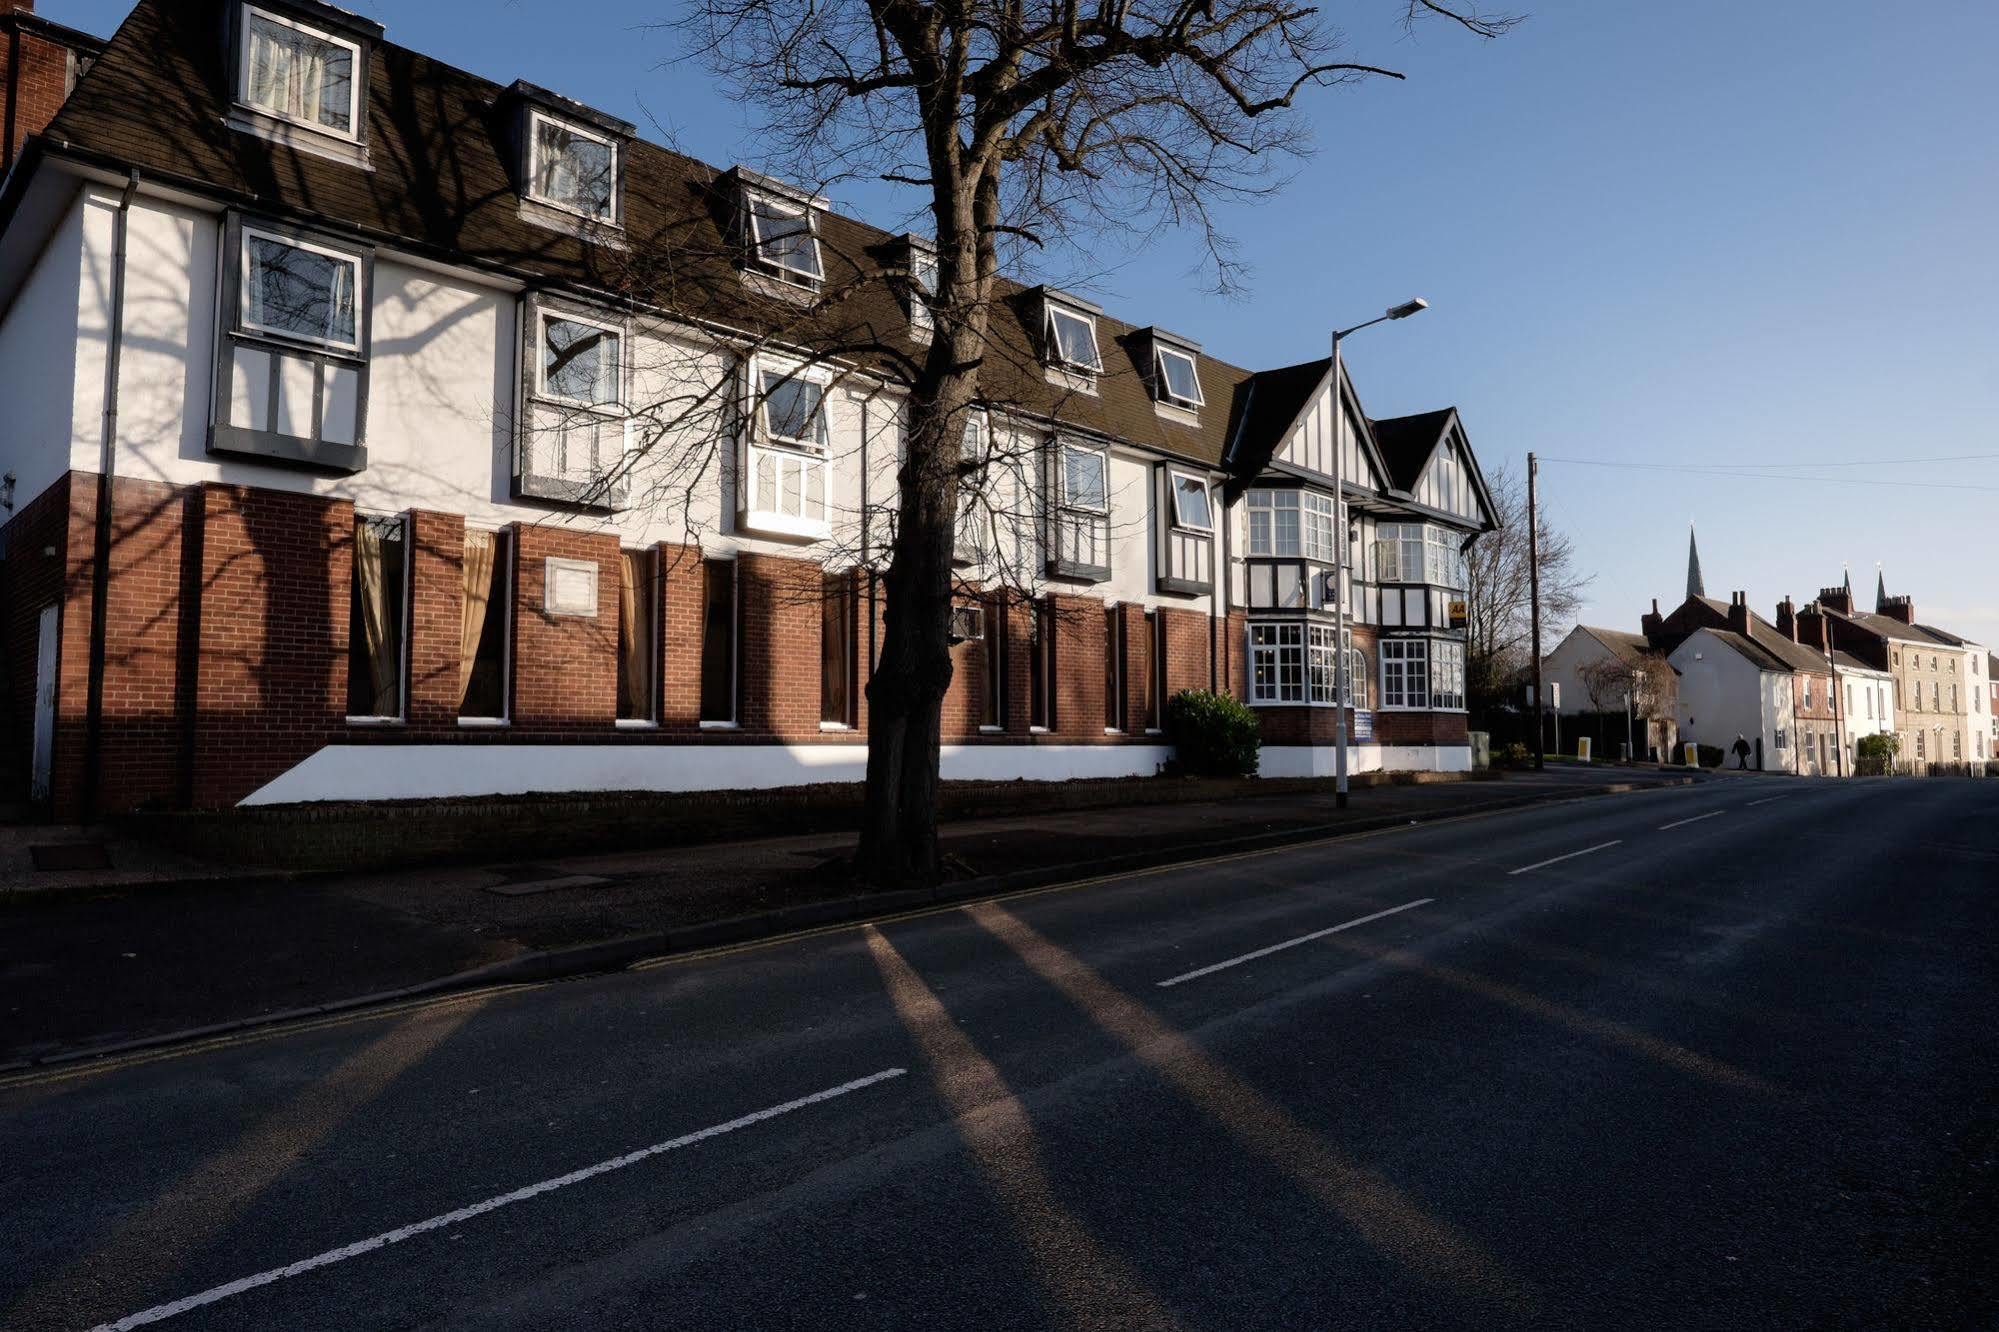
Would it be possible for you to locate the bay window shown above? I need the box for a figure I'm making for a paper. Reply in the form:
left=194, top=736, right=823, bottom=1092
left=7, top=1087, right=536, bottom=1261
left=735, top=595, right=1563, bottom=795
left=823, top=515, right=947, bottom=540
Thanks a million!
left=239, top=6, right=360, bottom=139
left=1308, top=626, right=1339, bottom=705
left=528, top=111, right=619, bottom=223
left=1048, top=440, right=1110, bottom=578
left=212, top=218, right=372, bottom=473
left=742, top=359, right=832, bottom=537
left=1432, top=641, right=1465, bottom=710
left=1375, top=523, right=1466, bottom=588
left=1246, top=490, right=1335, bottom=560
left=517, top=302, right=629, bottom=508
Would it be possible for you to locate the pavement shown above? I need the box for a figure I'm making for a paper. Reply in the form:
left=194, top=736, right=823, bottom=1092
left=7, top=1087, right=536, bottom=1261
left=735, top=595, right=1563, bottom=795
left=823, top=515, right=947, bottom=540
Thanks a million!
left=3, top=773, right=1994, bottom=1329
left=0, top=765, right=1686, bottom=1065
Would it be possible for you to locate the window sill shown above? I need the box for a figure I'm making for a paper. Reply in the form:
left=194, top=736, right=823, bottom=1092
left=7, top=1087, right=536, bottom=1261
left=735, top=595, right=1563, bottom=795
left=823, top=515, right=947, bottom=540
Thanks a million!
left=738, top=509, right=831, bottom=542
left=819, top=721, right=853, bottom=732
left=978, top=725, right=1005, bottom=734
left=1029, top=726, right=1052, bottom=735
left=742, top=268, right=822, bottom=306
left=346, top=716, right=404, bottom=727
left=227, top=106, right=371, bottom=170
left=1104, top=728, right=1124, bottom=736
left=699, top=720, right=740, bottom=730
left=615, top=718, right=659, bottom=729
left=1043, top=364, right=1100, bottom=395
left=457, top=717, right=508, bottom=728
left=518, top=197, right=626, bottom=247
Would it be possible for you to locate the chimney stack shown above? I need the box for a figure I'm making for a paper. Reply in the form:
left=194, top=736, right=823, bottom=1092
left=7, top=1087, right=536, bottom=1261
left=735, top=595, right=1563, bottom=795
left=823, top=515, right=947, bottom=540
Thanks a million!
left=1776, top=597, right=1798, bottom=642
left=1640, top=597, right=1664, bottom=645
left=1797, top=603, right=1829, bottom=652
left=1726, top=591, right=1752, bottom=639
left=1879, top=594, right=1916, bottom=625
left=1817, top=584, right=1854, bottom=616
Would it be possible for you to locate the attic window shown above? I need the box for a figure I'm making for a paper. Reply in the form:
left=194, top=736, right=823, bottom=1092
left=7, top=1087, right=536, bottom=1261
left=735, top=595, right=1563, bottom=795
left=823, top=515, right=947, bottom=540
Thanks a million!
left=1045, top=304, right=1102, bottom=373
left=528, top=112, right=619, bottom=223
left=908, top=244, right=938, bottom=337
left=748, top=194, right=824, bottom=285
left=1154, top=345, right=1204, bottom=407
left=239, top=6, right=360, bottom=139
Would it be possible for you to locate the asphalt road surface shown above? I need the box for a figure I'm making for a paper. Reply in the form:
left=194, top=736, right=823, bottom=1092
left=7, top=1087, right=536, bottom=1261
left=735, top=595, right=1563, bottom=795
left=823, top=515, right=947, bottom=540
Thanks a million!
left=5, top=777, right=1996, bottom=1330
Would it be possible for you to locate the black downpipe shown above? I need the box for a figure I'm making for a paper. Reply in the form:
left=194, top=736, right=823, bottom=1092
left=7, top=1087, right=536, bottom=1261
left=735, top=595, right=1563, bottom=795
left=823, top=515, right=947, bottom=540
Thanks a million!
left=80, top=168, right=139, bottom=820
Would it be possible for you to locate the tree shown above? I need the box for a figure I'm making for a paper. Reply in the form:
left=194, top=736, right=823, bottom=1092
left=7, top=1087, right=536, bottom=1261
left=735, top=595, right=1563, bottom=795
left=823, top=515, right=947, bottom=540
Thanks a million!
left=678, top=0, right=1521, bottom=887
left=1464, top=461, right=1588, bottom=721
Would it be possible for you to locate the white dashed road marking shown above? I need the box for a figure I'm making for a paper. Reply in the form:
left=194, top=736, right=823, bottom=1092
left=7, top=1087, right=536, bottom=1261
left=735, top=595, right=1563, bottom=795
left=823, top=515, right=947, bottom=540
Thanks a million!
left=1507, top=841, right=1624, bottom=877
left=1156, top=899, right=1436, bottom=988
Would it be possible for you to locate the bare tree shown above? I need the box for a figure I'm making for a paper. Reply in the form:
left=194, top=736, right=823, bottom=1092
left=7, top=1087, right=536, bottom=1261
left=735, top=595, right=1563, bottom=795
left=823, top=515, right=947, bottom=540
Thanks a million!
left=1465, top=461, right=1588, bottom=719
left=668, top=0, right=1522, bottom=887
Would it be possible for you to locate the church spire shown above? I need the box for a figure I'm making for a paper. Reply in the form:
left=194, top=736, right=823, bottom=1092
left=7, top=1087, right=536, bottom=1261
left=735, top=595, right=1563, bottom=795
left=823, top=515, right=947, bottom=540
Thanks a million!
left=1876, top=563, right=1888, bottom=612
left=1686, top=525, right=1706, bottom=601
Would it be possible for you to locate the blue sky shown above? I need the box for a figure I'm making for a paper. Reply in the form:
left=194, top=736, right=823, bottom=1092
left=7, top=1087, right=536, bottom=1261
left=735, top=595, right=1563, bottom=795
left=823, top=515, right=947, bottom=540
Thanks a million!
left=60, top=0, right=1999, bottom=649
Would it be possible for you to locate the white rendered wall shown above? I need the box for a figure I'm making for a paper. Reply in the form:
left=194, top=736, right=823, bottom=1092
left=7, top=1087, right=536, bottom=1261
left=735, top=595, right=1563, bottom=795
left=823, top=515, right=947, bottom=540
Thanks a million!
left=240, top=740, right=1177, bottom=805
left=0, top=190, right=86, bottom=510
left=1673, top=630, right=1782, bottom=764
left=1257, top=743, right=1471, bottom=778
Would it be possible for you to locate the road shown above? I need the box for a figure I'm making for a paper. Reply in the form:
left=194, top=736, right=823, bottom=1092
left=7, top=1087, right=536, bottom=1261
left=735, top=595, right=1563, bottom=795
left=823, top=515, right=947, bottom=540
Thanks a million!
left=4, top=776, right=1995, bottom=1330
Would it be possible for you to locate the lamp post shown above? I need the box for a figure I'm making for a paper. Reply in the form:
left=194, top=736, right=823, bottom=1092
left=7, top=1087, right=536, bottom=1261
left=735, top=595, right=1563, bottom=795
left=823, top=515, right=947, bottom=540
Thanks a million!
left=1331, top=298, right=1427, bottom=810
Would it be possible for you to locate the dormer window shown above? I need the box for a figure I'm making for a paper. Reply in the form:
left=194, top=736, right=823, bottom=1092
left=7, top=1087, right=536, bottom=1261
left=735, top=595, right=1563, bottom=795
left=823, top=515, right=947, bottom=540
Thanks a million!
left=1154, top=344, right=1204, bottom=408
left=905, top=239, right=938, bottom=338
left=748, top=194, right=823, bottom=284
left=1045, top=304, right=1102, bottom=373
left=240, top=6, right=360, bottom=139
left=528, top=112, right=619, bottom=223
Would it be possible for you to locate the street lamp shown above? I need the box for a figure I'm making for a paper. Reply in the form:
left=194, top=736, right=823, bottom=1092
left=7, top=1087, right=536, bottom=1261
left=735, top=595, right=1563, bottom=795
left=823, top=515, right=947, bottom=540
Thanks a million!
left=1331, top=298, right=1428, bottom=810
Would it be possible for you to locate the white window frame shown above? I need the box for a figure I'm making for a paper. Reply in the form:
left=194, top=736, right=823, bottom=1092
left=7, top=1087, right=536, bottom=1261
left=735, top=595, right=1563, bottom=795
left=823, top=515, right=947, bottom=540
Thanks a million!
left=754, top=358, right=832, bottom=454
left=1430, top=640, right=1465, bottom=711
left=1249, top=622, right=1306, bottom=705
left=1154, top=344, right=1204, bottom=407
left=1168, top=471, right=1213, bottom=532
left=954, top=412, right=993, bottom=563
left=238, top=5, right=362, bottom=142
left=1058, top=442, right=1109, bottom=515
left=746, top=191, right=824, bottom=285
left=1308, top=624, right=1339, bottom=705
left=238, top=226, right=365, bottom=355
left=534, top=307, right=626, bottom=411
left=1302, top=493, right=1337, bottom=564
left=1045, top=303, right=1103, bottom=373
left=525, top=109, right=621, bottom=225
left=1246, top=490, right=1300, bottom=557
left=1380, top=638, right=1431, bottom=710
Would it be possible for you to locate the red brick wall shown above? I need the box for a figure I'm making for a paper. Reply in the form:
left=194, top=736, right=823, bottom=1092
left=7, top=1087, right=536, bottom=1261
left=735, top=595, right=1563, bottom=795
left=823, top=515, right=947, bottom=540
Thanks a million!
left=1792, top=671, right=1834, bottom=723
left=2, top=9, right=80, bottom=172
left=1373, top=710, right=1470, bottom=746
left=1047, top=592, right=1108, bottom=740
left=737, top=550, right=825, bottom=740
left=405, top=510, right=468, bottom=729
left=658, top=542, right=705, bottom=732
left=193, top=484, right=353, bottom=808
left=511, top=525, right=620, bottom=729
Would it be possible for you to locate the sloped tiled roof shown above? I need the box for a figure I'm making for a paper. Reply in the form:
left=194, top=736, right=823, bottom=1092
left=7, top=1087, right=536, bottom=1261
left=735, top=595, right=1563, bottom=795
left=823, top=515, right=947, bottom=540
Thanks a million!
left=1220, top=357, right=1328, bottom=474
left=1581, top=626, right=1653, bottom=667
left=1827, top=608, right=1952, bottom=646
left=1369, top=409, right=1456, bottom=492
left=29, top=0, right=1308, bottom=471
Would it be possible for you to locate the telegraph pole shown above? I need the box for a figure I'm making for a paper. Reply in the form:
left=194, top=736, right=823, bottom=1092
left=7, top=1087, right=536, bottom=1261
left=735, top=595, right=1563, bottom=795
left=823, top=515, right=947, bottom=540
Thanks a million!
left=1528, top=451, right=1544, bottom=770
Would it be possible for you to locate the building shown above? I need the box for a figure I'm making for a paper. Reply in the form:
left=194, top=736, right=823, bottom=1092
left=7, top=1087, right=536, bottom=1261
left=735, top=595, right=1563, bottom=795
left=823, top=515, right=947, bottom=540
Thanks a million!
left=1988, top=653, right=1997, bottom=761
left=1539, top=623, right=1675, bottom=759
left=0, top=0, right=1496, bottom=816
left=1670, top=593, right=1851, bottom=774
left=1813, top=577, right=1981, bottom=770
left=2, top=1, right=100, bottom=174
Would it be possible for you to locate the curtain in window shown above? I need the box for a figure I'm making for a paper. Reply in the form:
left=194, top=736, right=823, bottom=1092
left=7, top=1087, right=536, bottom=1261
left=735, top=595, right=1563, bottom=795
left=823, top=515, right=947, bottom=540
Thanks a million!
left=618, top=551, right=653, bottom=719
left=248, top=17, right=349, bottom=131
left=458, top=531, right=495, bottom=706
left=354, top=519, right=400, bottom=716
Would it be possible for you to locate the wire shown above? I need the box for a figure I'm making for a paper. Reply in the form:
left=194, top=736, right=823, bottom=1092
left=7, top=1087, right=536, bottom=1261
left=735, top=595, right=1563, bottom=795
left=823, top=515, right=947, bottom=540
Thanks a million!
left=1535, top=457, right=1999, bottom=494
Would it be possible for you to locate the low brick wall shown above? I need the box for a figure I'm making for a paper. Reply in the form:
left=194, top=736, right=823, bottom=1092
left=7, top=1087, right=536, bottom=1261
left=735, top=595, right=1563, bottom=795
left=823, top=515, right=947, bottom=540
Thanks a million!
left=119, top=768, right=1479, bottom=873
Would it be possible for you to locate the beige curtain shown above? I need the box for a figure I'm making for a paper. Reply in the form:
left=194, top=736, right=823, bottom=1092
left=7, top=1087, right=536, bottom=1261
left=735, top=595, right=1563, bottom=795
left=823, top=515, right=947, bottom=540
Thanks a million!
left=355, top=519, right=399, bottom=716
left=458, top=531, right=496, bottom=707
left=618, top=551, right=652, bottom=719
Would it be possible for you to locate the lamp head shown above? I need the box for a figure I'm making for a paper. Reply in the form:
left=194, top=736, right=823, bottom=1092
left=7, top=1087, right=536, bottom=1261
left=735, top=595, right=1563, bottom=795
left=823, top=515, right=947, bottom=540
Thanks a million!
left=1387, top=298, right=1429, bottom=320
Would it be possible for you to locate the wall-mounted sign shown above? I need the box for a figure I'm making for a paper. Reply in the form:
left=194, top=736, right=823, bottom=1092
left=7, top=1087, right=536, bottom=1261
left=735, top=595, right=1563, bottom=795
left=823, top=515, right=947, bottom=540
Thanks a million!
left=1449, top=599, right=1467, bottom=630
left=544, top=557, right=599, bottom=617
left=1353, top=709, right=1374, bottom=742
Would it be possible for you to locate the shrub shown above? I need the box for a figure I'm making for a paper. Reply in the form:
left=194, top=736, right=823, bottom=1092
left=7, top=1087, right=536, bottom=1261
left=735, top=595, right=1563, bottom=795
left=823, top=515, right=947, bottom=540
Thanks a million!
left=1493, top=742, right=1533, bottom=769
left=1697, top=744, right=1724, bottom=769
left=1167, top=689, right=1261, bottom=778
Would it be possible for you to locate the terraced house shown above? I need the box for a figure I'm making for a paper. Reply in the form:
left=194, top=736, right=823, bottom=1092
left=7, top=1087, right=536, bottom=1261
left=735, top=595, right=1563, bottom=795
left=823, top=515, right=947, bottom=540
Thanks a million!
left=0, top=0, right=1497, bottom=818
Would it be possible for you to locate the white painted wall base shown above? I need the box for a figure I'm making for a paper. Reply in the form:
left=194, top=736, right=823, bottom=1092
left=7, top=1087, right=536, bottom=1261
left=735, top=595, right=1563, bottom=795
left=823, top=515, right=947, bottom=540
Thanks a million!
left=1257, top=743, right=1471, bottom=779
left=240, top=741, right=1176, bottom=806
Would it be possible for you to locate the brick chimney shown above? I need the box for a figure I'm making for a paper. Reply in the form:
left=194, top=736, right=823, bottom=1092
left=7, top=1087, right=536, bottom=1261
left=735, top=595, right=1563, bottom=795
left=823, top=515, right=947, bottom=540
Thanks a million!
left=1775, top=597, right=1798, bottom=642
left=1879, top=594, right=1916, bottom=624
left=1817, top=584, right=1853, bottom=616
left=1795, top=603, right=1829, bottom=652
left=1726, top=591, right=1752, bottom=639
left=3, top=0, right=97, bottom=175
left=1640, top=597, right=1664, bottom=645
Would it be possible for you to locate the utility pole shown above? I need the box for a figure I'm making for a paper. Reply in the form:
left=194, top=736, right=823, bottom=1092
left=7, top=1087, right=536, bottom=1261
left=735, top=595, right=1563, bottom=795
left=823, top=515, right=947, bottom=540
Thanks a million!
left=1826, top=634, right=1846, bottom=778
left=1528, top=450, right=1544, bottom=770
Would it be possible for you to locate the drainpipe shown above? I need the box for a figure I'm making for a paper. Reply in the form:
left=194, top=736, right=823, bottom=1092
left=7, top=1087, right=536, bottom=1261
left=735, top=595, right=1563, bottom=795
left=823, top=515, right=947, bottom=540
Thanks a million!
left=80, top=168, right=139, bottom=821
